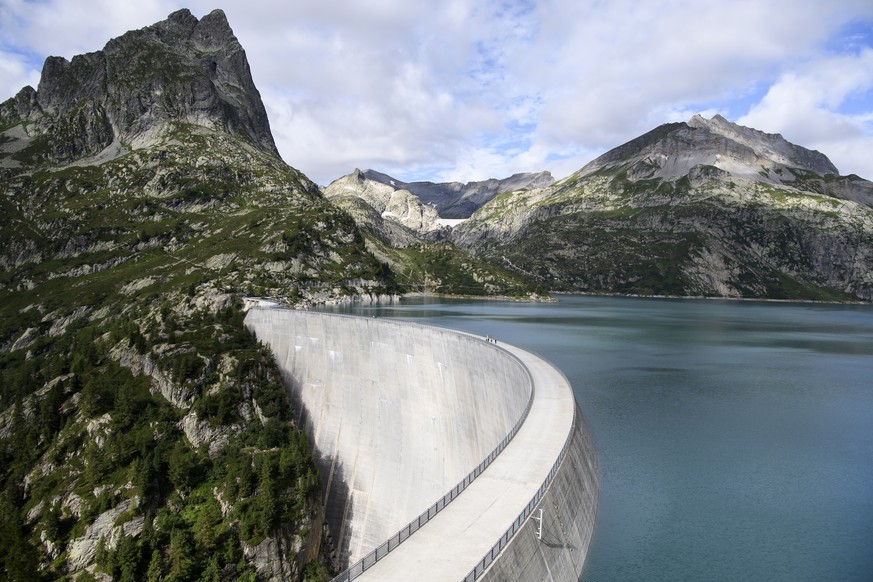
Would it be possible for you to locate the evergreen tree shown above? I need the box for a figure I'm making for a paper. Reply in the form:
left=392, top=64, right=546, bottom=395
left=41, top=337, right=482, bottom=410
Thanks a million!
left=193, top=498, right=222, bottom=553
left=167, top=528, right=195, bottom=582
left=146, top=547, right=164, bottom=582
left=0, top=497, right=44, bottom=581
left=42, top=505, right=60, bottom=542
left=94, top=535, right=109, bottom=573
left=168, top=441, right=198, bottom=494
left=199, top=555, right=221, bottom=582
left=117, top=534, right=141, bottom=582
left=257, top=455, right=277, bottom=536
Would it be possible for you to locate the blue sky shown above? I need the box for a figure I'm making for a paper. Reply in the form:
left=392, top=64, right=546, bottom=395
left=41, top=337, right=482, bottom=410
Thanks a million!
left=2, top=0, right=873, bottom=185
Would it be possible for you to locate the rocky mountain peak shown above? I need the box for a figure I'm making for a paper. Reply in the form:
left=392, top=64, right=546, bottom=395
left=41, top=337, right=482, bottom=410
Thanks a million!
left=323, top=168, right=445, bottom=238
left=453, top=116, right=873, bottom=302
left=189, top=9, right=243, bottom=53
left=687, top=114, right=838, bottom=175
left=358, top=169, right=555, bottom=219
left=1, top=8, right=277, bottom=165
left=576, top=114, right=839, bottom=185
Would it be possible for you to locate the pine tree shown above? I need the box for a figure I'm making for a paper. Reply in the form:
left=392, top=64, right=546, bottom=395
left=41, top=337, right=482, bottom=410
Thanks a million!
left=193, top=499, right=221, bottom=553
left=42, top=505, right=60, bottom=542
left=257, top=455, right=277, bottom=537
left=94, top=535, right=109, bottom=573
left=146, top=547, right=164, bottom=582
left=117, top=534, right=141, bottom=582
left=167, top=528, right=194, bottom=582
left=199, top=555, right=221, bottom=582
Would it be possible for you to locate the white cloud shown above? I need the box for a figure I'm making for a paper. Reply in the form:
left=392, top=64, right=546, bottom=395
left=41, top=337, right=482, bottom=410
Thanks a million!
left=0, top=0, right=171, bottom=59
left=519, top=0, right=873, bottom=167
left=739, top=49, right=873, bottom=178
left=2, top=0, right=873, bottom=183
left=0, top=51, right=39, bottom=95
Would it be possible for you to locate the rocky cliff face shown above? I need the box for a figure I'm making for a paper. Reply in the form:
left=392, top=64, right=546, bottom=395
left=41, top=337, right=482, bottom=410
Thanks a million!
left=359, top=169, right=555, bottom=218
left=453, top=115, right=873, bottom=301
left=0, top=9, right=276, bottom=166
left=323, top=169, right=446, bottom=243
left=322, top=169, right=547, bottom=298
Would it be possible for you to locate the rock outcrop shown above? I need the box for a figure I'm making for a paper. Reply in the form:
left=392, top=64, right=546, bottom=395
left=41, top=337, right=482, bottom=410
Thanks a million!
left=358, top=169, right=555, bottom=218
left=323, top=169, right=445, bottom=243
left=66, top=498, right=144, bottom=571
left=321, top=168, right=547, bottom=298
left=0, top=8, right=277, bottom=165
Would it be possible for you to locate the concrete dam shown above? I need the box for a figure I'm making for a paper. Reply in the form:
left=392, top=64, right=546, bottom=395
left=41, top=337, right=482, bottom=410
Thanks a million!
left=244, top=309, right=599, bottom=581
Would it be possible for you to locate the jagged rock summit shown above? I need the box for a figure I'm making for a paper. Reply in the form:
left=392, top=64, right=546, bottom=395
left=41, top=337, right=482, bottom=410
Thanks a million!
left=322, top=168, right=558, bottom=243
left=0, top=8, right=277, bottom=166
left=578, top=114, right=840, bottom=185
left=359, top=169, right=555, bottom=218
left=323, top=168, right=445, bottom=239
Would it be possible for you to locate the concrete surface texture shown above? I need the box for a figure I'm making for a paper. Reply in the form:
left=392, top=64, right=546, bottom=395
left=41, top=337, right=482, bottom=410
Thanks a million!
left=477, top=406, right=599, bottom=581
left=244, top=309, right=534, bottom=567
left=350, top=336, right=599, bottom=581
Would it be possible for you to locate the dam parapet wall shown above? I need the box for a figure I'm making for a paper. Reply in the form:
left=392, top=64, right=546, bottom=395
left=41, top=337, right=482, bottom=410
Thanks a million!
left=244, top=309, right=534, bottom=567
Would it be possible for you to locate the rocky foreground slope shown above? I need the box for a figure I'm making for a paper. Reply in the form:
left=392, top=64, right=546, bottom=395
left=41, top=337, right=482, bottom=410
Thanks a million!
left=0, top=9, right=402, bottom=581
left=451, top=115, right=873, bottom=300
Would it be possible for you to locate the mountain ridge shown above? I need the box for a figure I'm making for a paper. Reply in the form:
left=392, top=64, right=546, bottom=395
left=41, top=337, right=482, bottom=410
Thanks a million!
left=321, top=168, right=547, bottom=298
left=574, top=114, right=841, bottom=185
left=1, top=10, right=402, bottom=580
left=450, top=114, right=873, bottom=301
left=321, top=114, right=873, bottom=301
left=356, top=168, right=555, bottom=218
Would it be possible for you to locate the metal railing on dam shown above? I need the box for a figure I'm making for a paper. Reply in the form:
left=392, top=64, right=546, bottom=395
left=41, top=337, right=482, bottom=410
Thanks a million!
left=469, top=353, right=599, bottom=582
left=464, top=405, right=579, bottom=581
left=330, top=330, right=535, bottom=582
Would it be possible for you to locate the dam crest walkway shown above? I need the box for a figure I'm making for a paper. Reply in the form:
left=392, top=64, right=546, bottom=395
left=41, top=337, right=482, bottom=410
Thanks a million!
left=352, top=334, right=578, bottom=581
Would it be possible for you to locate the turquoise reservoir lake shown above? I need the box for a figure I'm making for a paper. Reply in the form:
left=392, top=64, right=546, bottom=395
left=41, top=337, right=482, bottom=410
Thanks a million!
left=321, top=295, right=873, bottom=581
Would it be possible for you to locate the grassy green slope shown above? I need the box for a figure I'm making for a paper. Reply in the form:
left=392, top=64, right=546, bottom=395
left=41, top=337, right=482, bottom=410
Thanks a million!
left=458, top=165, right=873, bottom=301
left=0, top=123, right=396, bottom=580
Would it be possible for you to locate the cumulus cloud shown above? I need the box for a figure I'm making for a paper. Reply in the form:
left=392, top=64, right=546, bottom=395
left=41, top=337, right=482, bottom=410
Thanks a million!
left=519, top=1, right=873, bottom=163
left=739, top=49, right=873, bottom=177
left=0, top=0, right=170, bottom=59
left=0, top=51, right=39, bottom=95
left=2, top=0, right=873, bottom=183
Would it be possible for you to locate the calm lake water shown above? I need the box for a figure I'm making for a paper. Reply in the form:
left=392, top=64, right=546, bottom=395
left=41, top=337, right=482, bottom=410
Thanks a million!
left=320, top=295, right=873, bottom=582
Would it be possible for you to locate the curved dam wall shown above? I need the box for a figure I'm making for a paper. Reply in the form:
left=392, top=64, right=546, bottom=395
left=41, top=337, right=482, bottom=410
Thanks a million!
left=477, top=407, right=599, bottom=581
left=244, top=309, right=533, bottom=567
